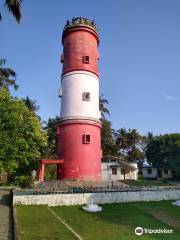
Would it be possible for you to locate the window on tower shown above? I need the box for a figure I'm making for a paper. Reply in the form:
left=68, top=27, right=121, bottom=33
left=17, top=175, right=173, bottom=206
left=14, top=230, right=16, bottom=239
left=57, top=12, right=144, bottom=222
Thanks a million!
left=83, top=134, right=91, bottom=144
left=83, top=92, right=90, bottom=101
left=82, top=55, right=89, bottom=64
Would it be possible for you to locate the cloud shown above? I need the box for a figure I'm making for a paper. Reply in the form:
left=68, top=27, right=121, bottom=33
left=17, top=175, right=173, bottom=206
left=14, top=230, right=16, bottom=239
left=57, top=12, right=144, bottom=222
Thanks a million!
left=162, top=92, right=180, bottom=101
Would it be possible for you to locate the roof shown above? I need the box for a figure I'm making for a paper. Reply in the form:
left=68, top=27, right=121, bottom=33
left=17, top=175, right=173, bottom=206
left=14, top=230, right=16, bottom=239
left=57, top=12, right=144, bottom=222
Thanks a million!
left=102, top=156, right=137, bottom=171
left=120, top=161, right=137, bottom=171
left=102, top=155, right=124, bottom=162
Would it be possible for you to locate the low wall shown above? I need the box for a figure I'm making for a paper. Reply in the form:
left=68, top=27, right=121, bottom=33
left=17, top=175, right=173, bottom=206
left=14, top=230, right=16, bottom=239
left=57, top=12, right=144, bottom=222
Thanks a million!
left=13, top=189, right=180, bottom=206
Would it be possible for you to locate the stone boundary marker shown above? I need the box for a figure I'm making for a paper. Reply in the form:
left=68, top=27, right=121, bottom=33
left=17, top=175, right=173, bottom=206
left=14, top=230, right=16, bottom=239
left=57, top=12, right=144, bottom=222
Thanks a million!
left=13, top=189, right=180, bottom=206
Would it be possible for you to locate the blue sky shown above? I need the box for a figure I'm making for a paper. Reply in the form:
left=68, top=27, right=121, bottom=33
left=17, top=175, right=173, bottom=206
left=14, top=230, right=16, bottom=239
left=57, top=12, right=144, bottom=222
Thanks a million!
left=0, top=0, right=180, bottom=135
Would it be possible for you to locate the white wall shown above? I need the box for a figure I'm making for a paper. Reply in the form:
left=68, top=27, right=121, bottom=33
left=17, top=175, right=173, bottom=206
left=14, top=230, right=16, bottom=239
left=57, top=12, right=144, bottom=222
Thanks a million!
left=142, top=168, right=173, bottom=179
left=101, top=163, right=121, bottom=181
left=142, top=168, right=157, bottom=179
left=161, top=169, right=173, bottom=179
left=60, top=71, right=101, bottom=120
left=101, top=162, right=138, bottom=181
left=13, top=189, right=180, bottom=206
left=123, top=163, right=138, bottom=180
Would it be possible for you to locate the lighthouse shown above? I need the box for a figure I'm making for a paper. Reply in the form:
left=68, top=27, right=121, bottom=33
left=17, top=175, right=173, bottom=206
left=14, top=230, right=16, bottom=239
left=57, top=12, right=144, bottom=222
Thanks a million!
left=57, top=17, right=102, bottom=180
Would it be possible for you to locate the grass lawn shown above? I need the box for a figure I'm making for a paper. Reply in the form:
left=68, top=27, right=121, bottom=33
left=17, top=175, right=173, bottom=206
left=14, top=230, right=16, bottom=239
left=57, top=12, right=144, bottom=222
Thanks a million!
left=16, top=205, right=76, bottom=240
left=124, top=180, right=173, bottom=187
left=16, top=201, right=180, bottom=240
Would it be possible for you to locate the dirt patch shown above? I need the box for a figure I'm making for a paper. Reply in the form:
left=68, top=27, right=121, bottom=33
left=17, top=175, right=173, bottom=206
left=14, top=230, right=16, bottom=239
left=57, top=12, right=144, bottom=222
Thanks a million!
left=143, top=209, right=180, bottom=230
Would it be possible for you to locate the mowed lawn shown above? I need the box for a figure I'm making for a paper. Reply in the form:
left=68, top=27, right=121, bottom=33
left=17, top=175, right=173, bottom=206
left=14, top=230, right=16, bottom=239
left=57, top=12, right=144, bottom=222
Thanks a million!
left=16, top=201, right=180, bottom=240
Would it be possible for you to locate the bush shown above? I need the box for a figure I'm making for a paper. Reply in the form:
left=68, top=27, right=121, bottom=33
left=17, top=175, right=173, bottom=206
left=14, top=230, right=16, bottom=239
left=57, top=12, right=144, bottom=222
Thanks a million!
left=15, top=175, right=33, bottom=188
left=162, top=178, right=168, bottom=184
left=138, top=175, right=144, bottom=181
left=45, top=165, right=57, bottom=180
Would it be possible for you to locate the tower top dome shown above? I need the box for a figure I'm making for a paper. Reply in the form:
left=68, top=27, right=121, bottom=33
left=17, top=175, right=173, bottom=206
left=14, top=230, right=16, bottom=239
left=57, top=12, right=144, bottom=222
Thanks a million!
left=62, top=17, right=99, bottom=44
left=63, top=17, right=98, bottom=33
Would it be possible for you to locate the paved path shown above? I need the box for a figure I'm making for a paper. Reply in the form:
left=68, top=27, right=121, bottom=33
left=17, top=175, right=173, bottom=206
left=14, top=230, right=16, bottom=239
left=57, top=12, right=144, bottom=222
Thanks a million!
left=0, top=190, right=13, bottom=240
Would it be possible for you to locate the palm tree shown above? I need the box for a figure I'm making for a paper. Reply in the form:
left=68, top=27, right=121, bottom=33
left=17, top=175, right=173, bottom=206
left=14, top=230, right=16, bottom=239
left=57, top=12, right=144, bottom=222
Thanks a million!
left=22, top=96, right=41, bottom=122
left=99, top=95, right=110, bottom=120
left=0, top=0, right=22, bottom=23
left=0, top=59, right=19, bottom=90
left=22, top=96, right=40, bottom=112
left=127, top=129, right=142, bottom=147
left=115, top=128, right=128, bottom=154
left=126, top=129, right=143, bottom=162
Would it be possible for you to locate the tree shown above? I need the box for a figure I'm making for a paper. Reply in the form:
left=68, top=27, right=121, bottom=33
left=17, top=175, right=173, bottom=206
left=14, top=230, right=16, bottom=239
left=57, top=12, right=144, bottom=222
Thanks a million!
left=101, top=119, right=119, bottom=156
left=43, top=116, right=61, bottom=158
left=99, top=95, right=118, bottom=156
left=127, top=129, right=142, bottom=147
left=0, top=59, right=18, bottom=90
left=146, top=133, right=180, bottom=179
left=127, top=146, right=144, bottom=162
left=99, top=95, right=110, bottom=120
left=0, top=88, right=47, bottom=178
left=0, top=0, right=22, bottom=23
left=115, top=128, right=144, bottom=162
left=22, top=96, right=41, bottom=121
left=22, top=96, right=39, bottom=112
left=115, top=128, right=128, bottom=154
left=125, top=129, right=143, bottom=161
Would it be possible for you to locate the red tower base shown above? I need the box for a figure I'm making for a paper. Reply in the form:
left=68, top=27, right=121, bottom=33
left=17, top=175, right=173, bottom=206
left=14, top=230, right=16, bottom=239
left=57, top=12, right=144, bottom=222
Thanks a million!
left=57, top=120, right=102, bottom=180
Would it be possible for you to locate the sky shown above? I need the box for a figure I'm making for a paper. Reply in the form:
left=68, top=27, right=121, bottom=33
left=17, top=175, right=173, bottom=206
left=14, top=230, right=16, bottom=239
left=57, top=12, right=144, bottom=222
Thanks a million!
left=0, top=0, right=180, bottom=135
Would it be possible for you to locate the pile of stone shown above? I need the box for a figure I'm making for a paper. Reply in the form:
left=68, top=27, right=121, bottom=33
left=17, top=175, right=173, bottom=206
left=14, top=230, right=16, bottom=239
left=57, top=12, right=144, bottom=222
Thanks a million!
left=33, top=180, right=128, bottom=194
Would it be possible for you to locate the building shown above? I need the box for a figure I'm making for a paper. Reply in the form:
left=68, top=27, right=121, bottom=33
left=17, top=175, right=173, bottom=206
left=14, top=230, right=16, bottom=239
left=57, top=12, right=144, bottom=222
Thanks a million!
left=101, top=156, right=138, bottom=181
left=56, top=17, right=102, bottom=180
left=142, top=166, right=172, bottom=179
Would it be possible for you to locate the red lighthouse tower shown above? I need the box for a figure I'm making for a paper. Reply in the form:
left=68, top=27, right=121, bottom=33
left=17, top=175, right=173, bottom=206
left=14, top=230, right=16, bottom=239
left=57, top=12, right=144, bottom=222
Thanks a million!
left=57, top=17, right=102, bottom=180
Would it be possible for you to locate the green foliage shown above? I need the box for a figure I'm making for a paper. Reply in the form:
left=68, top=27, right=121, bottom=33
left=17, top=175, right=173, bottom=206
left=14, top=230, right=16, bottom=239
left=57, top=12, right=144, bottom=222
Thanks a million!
left=146, top=133, right=180, bottom=179
left=99, top=96, right=145, bottom=161
left=15, top=175, right=33, bottom=188
left=99, top=95, right=110, bottom=120
left=115, top=128, right=144, bottom=162
left=127, top=146, right=144, bottom=162
left=22, top=96, right=40, bottom=113
left=0, top=59, right=18, bottom=91
left=22, top=96, right=41, bottom=122
left=0, top=88, right=47, bottom=178
left=43, top=116, right=60, bottom=158
left=45, top=165, right=57, bottom=180
left=0, top=0, right=22, bottom=23
left=101, top=119, right=119, bottom=156
left=127, top=179, right=172, bottom=186
left=138, top=175, right=144, bottom=181
left=162, top=178, right=168, bottom=184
